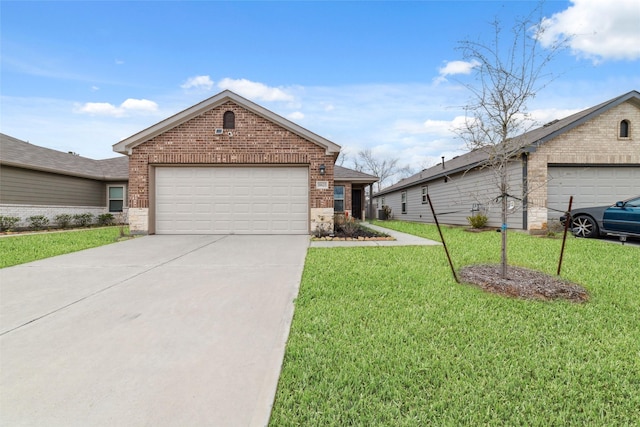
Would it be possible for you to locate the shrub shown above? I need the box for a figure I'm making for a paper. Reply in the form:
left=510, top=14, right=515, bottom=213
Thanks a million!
left=73, top=213, right=94, bottom=227
left=27, top=215, right=50, bottom=231
left=97, top=213, right=115, bottom=226
left=0, top=215, right=21, bottom=232
left=54, top=214, right=73, bottom=229
left=380, top=205, right=393, bottom=220
left=467, top=213, right=488, bottom=229
left=339, top=218, right=360, bottom=237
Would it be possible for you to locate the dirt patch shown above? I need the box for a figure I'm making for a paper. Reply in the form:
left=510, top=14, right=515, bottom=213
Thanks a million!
left=459, top=264, right=588, bottom=303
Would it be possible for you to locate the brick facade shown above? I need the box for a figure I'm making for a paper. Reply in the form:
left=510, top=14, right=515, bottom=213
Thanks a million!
left=527, top=102, right=640, bottom=231
left=128, top=101, right=337, bottom=234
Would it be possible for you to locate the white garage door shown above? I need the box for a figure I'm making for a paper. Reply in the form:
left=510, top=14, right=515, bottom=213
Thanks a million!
left=155, top=167, right=309, bottom=234
left=547, top=166, right=640, bottom=218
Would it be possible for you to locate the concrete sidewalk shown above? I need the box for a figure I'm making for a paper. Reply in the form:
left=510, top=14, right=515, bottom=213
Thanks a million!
left=309, top=222, right=441, bottom=247
left=0, top=235, right=309, bottom=427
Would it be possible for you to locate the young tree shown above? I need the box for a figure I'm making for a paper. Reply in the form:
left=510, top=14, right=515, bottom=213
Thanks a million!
left=455, top=6, right=565, bottom=278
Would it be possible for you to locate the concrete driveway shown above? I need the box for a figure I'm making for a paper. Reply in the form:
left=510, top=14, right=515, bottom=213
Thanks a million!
left=0, top=234, right=309, bottom=427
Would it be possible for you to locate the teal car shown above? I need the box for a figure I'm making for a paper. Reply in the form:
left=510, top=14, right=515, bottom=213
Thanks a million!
left=560, top=196, right=640, bottom=238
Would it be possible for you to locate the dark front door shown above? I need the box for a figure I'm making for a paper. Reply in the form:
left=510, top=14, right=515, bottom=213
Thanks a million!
left=352, top=188, right=362, bottom=219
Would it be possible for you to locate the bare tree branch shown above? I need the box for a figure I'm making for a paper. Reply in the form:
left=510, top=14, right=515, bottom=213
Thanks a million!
left=454, top=3, right=566, bottom=278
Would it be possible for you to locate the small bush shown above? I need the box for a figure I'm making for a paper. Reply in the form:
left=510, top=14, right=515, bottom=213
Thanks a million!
left=54, top=214, right=73, bottom=229
left=380, top=205, right=393, bottom=220
left=97, top=213, right=115, bottom=226
left=27, top=215, right=50, bottom=231
left=339, top=218, right=361, bottom=237
left=73, top=213, right=94, bottom=228
left=467, top=213, right=488, bottom=229
left=0, top=215, right=21, bottom=232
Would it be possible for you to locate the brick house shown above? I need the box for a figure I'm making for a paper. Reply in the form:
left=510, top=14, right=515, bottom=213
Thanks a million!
left=372, top=90, right=640, bottom=233
left=113, top=90, right=377, bottom=235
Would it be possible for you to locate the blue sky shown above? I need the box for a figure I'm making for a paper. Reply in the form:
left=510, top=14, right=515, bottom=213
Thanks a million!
left=2, top=1, right=639, bottom=177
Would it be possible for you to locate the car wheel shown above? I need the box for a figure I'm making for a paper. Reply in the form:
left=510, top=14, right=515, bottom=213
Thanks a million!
left=571, top=215, right=598, bottom=238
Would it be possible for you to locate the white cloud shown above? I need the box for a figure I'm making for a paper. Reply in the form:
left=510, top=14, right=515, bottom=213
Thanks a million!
left=115, top=59, right=124, bottom=65
left=439, top=60, right=480, bottom=76
left=75, top=98, right=158, bottom=117
left=217, top=78, right=294, bottom=102
left=538, top=0, right=640, bottom=62
left=288, top=111, right=304, bottom=120
left=91, top=85, right=100, bottom=92
left=181, top=75, right=214, bottom=90
left=434, top=60, right=480, bottom=83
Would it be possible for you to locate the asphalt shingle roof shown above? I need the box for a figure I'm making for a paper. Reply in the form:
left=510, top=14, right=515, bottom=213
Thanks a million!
left=375, top=90, right=640, bottom=196
left=334, top=165, right=378, bottom=183
left=0, top=133, right=128, bottom=181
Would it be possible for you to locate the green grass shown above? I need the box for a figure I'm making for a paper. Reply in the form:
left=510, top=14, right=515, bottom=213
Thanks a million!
left=0, top=227, right=127, bottom=268
left=270, top=221, right=640, bottom=426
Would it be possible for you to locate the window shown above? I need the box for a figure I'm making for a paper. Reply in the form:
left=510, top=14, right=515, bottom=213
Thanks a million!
left=619, top=120, right=630, bottom=138
left=223, top=111, right=235, bottom=129
left=334, top=185, right=345, bottom=212
left=401, top=191, right=407, bottom=214
left=421, top=186, right=428, bottom=204
left=108, top=186, right=125, bottom=212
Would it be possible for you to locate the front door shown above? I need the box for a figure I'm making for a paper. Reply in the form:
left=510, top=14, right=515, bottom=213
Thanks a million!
left=352, top=189, right=362, bottom=219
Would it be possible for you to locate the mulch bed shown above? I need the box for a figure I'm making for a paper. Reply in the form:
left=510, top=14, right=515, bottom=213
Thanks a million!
left=459, top=264, right=589, bottom=303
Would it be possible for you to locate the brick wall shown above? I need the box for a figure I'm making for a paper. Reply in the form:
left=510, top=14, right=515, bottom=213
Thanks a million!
left=527, top=102, right=640, bottom=231
left=128, top=101, right=337, bottom=233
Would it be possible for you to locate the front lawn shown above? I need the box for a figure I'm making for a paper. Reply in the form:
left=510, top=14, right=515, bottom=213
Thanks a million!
left=0, top=227, right=128, bottom=268
left=270, top=221, right=640, bottom=425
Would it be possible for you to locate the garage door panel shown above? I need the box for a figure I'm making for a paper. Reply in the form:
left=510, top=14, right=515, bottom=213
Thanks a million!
left=548, top=166, right=640, bottom=218
left=156, top=167, right=309, bottom=234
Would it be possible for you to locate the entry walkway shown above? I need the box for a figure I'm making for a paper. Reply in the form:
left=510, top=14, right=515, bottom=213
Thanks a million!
left=309, top=222, right=441, bottom=247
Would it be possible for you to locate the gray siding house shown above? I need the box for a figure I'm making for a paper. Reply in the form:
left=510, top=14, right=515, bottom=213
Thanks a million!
left=373, top=90, right=640, bottom=233
left=0, top=133, right=129, bottom=227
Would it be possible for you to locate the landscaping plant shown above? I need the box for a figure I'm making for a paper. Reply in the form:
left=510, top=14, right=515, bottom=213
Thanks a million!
left=54, top=214, right=73, bottom=229
left=0, top=215, right=20, bottom=232
left=27, top=215, right=49, bottom=231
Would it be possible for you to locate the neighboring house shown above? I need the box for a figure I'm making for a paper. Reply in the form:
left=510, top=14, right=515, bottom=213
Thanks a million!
left=112, top=90, right=377, bottom=235
left=0, top=133, right=129, bottom=227
left=373, top=90, right=640, bottom=233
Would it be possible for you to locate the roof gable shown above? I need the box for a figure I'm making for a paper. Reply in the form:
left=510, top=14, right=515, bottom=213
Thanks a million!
left=375, top=90, right=640, bottom=196
left=113, top=90, right=341, bottom=156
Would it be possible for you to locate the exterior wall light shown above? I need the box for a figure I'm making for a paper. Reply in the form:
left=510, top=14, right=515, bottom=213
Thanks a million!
left=319, top=164, right=326, bottom=175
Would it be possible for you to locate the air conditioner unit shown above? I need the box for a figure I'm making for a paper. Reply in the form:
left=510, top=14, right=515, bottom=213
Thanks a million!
left=214, top=128, right=224, bottom=135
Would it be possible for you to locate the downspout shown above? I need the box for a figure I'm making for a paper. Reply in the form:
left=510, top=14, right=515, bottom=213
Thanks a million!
left=522, top=152, right=528, bottom=230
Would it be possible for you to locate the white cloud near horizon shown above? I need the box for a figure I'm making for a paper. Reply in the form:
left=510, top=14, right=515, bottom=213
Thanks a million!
left=75, top=98, right=158, bottom=117
left=181, top=75, right=214, bottom=90
left=217, top=78, right=294, bottom=102
left=538, top=0, right=640, bottom=62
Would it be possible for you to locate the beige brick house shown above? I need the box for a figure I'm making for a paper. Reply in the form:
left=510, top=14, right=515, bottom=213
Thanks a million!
left=372, top=90, right=640, bottom=233
left=113, top=90, right=377, bottom=235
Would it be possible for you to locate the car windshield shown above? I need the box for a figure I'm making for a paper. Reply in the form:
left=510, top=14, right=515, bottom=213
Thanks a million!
left=624, top=197, right=640, bottom=207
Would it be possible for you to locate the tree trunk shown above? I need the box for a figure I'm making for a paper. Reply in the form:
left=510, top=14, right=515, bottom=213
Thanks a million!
left=501, top=172, right=508, bottom=278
